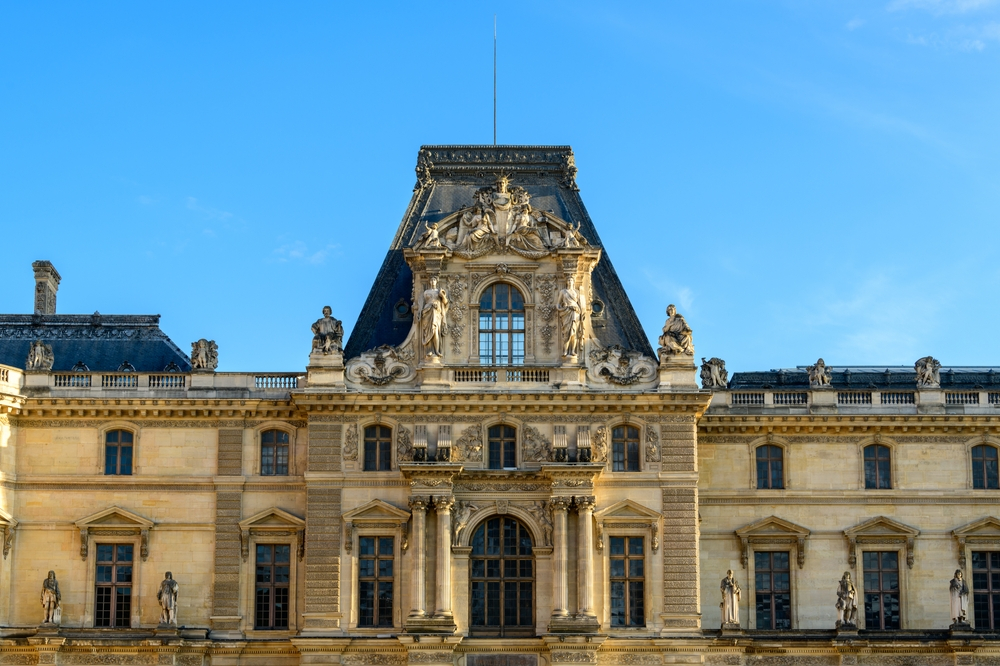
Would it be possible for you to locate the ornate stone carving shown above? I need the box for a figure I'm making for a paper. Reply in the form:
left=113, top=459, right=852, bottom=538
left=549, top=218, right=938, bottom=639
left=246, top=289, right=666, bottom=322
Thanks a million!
left=522, top=425, right=551, bottom=462
left=807, top=358, right=831, bottom=388
left=447, top=275, right=468, bottom=354
left=26, top=340, right=54, bottom=371
left=414, top=222, right=445, bottom=250
left=700, top=357, right=728, bottom=389
left=408, top=653, right=454, bottom=664
left=592, top=426, right=608, bottom=463
left=720, top=569, right=741, bottom=628
left=526, top=500, right=552, bottom=546
left=550, top=652, right=597, bottom=664
left=537, top=274, right=557, bottom=355
left=342, top=654, right=407, bottom=666
left=587, top=345, right=657, bottom=386
left=346, top=345, right=416, bottom=385
left=157, top=571, right=178, bottom=625
left=452, top=501, right=480, bottom=546
left=915, top=355, right=941, bottom=388
left=645, top=426, right=660, bottom=462
left=417, top=277, right=449, bottom=358
left=454, top=425, right=483, bottom=463
left=311, top=306, right=344, bottom=354
left=951, top=569, right=971, bottom=627
left=344, top=424, right=359, bottom=461
left=557, top=276, right=586, bottom=358
left=397, top=427, right=413, bottom=463
left=191, top=339, right=218, bottom=371
left=836, top=571, right=858, bottom=629
left=40, top=570, right=60, bottom=625
left=657, top=304, right=693, bottom=357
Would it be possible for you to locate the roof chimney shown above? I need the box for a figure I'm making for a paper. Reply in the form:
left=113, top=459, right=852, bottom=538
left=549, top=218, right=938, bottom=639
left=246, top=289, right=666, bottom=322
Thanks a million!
left=32, top=261, right=61, bottom=315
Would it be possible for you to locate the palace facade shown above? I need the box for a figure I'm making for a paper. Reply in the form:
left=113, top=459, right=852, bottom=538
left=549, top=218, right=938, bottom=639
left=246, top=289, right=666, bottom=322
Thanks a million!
left=0, top=146, right=998, bottom=665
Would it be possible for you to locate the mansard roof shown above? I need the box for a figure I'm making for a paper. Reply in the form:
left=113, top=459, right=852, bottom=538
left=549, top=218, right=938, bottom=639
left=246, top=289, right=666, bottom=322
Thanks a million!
left=0, top=314, right=191, bottom=373
left=344, top=145, right=654, bottom=359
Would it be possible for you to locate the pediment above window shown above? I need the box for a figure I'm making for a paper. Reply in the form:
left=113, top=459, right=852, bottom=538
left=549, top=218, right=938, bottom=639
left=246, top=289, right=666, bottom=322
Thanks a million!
left=953, top=517, right=1000, bottom=568
left=238, top=508, right=305, bottom=562
left=74, top=506, right=154, bottom=561
left=844, top=515, right=920, bottom=569
left=735, top=516, right=811, bottom=569
left=593, top=499, right=661, bottom=553
left=342, top=499, right=412, bottom=554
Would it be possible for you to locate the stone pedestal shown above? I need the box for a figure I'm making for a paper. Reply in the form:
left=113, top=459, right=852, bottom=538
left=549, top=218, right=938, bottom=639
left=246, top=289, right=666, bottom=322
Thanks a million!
left=155, top=623, right=180, bottom=639
left=835, top=622, right=859, bottom=638
left=306, top=351, right=345, bottom=388
left=720, top=622, right=743, bottom=636
left=950, top=621, right=974, bottom=634
left=657, top=352, right=698, bottom=390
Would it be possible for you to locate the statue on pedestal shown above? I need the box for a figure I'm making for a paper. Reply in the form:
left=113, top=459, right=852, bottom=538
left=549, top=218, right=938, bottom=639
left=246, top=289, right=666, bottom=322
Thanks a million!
left=191, top=339, right=218, bottom=371
left=40, top=570, right=60, bottom=625
left=557, top=276, right=586, bottom=358
left=808, top=358, right=832, bottom=388
left=950, top=569, right=970, bottom=628
left=915, top=356, right=942, bottom=388
left=418, top=277, right=449, bottom=358
left=836, top=571, right=858, bottom=629
left=720, top=569, right=741, bottom=628
left=26, top=340, right=54, bottom=371
left=158, top=571, right=179, bottom=626
left=311, top=306, right=344, bottom=355
left=658, top=305, right=693, bottom=357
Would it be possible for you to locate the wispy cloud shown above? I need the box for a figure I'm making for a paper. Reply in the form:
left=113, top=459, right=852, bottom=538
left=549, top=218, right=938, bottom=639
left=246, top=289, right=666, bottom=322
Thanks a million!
left=888, top=0, right=998, bottom=14
left=137, top=195, right=157, bottom=205
left=846, top=17, right=866, bottom=30
left=904, top=21, right=1000, bottom=49
left=641, top=269, right=695, bottom=313
left=271, top=241, right=340, bottom=265
left=186, top=196, right=234, bottom=221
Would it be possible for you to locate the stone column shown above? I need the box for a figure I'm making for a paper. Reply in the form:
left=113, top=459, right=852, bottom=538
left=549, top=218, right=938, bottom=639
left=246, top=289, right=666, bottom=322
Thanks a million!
left=576, top=496, right=596, bottom=618
left=551, top=497, right=571, bottom=618
left=434, top=496, right=455, bottom=619
left=407, top=497, right=428, bottom=619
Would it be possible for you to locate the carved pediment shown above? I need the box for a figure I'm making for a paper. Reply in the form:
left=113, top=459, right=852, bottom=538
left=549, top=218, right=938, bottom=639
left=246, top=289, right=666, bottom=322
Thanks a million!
left=844, top=515, right=920, bottom=569
left=593, top=499, right=661, bottom=553
left=343, top=500, right=412, bottom=555
left=735, top=516, right=811, bottom=569
left=953, top=517, right=1000, bottom=568
left=75, top=507, right=154, bottom=561
left=238, top=508, right=305, bottom=563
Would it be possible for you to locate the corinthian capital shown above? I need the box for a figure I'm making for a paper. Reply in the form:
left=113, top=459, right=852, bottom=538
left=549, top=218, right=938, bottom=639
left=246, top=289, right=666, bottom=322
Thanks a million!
left=575, top=496, right=596, bottom=512
left=408, top=496, right=429, bottom=512
left=434, top=496, right=455, bottom=512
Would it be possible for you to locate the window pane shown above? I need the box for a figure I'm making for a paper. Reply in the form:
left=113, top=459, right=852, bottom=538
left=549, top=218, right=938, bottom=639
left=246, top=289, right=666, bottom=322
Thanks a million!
left=610, top=537, right=625, bottom=555
left=611, top=581, right=625, bottom=626
left=105, top=445, right=118, bottom=475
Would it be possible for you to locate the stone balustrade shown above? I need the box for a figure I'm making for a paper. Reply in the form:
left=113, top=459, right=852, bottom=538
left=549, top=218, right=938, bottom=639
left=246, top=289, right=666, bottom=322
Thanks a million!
left=711, top=388, right=1000, bottom=414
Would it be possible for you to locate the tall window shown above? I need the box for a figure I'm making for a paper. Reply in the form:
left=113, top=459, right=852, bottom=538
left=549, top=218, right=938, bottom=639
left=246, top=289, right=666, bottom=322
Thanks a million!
left=364, top=425, right=392, bottom=472
left=104, top=430, right=133, bottom=476
left=609, top=536, right=644, bottom=627
left=261, top=430, right=289, bottom=476
left=470, top=517, right=534, bottom=636
left=863, top=551, right=900, bottom=630
left=864, top=444, right=891, bottom=489
left=255, top=544, right=290, bottom=629
left=754, top=551, right=791, bottom=630
left=358, top=536, right=394, bottom=628
left=756, top=445, right=784, bottom=489
left=95, top=544, right=133, bottom=628
left=972, top=551, right=1000, bottom=630
left=488, top=425, right=517, bottom=470
left=972, top=445, right=999, bottom=490
left=612, top=426, right=640, bottom=472
left=478, top=283, right=525, bottom=366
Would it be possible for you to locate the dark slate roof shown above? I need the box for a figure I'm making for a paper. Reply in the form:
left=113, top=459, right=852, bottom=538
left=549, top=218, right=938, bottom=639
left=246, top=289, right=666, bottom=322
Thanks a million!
left=344, top=145, right=654, bottom=359
left=0, top=314, right=191, bottom=372
left=729, top=366, right=1000, bottom=391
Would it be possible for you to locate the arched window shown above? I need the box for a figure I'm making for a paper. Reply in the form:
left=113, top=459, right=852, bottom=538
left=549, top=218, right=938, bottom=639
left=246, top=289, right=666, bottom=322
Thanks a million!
left=488, top=425, right=517, bottom=470
left=364, top=425, right=393, bottom=472
left=972, top=445, right=999, bottom=490
left=105, top=430, right=134, bottom=476
left=470, top=516, right=534, bottom=636
left=261, top=429, right=290, bottom=476
left=612, top=426, right=640, bottom=472
left=479, top=283, right=525, bottom=366
left=756, top=445, right=784, bottom=489
left=864, top=444, right=891, bottom=489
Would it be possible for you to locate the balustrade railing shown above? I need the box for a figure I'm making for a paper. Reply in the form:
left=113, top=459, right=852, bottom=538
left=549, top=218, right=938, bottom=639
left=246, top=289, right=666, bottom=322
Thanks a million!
left=838, top=391, right=872, bottom=405
left=946, top=392, right=979, bottom=405
left=452, top=368, right=550, bottom=383
left=254, top=374, right=299, bottom=389
left=773, top=392, right=808, bottom=406
left=731, top=392, right=765, bottom=406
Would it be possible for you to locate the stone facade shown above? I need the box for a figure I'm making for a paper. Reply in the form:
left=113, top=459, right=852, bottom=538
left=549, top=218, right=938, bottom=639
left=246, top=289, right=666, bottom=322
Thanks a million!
left=0, top=146, right=995, bottom=664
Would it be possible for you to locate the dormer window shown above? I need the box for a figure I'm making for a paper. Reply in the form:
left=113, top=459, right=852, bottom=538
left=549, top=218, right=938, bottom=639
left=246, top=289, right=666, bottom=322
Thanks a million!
left=479, top=283, right=525, bottom=366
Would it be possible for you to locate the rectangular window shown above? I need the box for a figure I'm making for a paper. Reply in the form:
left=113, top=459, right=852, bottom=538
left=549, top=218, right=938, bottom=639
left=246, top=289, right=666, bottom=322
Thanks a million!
left=612, top=426, right=640, bottom=472
left=104, top=430, right=133, bottom=476
left=864, top=445, right=891, bottom=489
left=95, top=543, right=133, bottom=628
left=358, top=536, right=394, bottom=628
left=972, top=445, right=999, bottom=490
left=756, top=445, right=784, bottom=489
left=863, top=551, right=900, bottom=630
left=754, top=551, right=791, bottom=630
left=488, top=425, right=517, bottom=470
left=609, top=536, right=644, bottom=627
left=363, top=425, right=392, bottom=472
left=255, top=544, right=290, bottom=629
left=261, top=430, right=289, bottom=476
left=972, top=551, right=1000, bottom=630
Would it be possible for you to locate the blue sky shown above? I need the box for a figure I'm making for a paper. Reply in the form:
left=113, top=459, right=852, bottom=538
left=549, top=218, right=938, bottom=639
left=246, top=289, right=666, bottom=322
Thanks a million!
left=2, top=1, right=999, bottom=372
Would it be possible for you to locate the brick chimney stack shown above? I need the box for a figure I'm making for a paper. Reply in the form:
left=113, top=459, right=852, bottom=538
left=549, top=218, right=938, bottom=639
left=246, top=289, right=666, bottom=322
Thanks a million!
left=32, top=261, right=61, bottom=315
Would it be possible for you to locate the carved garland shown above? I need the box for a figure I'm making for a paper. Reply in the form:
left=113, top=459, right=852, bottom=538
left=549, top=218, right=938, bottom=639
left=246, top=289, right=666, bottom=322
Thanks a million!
left=343, top=423, right=359, bottom=461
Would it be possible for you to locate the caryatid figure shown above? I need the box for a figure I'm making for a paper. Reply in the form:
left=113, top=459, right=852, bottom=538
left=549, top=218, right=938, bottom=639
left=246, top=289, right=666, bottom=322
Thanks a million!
left=158, top=571, right=179, bottom=625
left=40, top=570, right=61, bottom=624
left=556, top=276, right=586, bottom=358
left=419, top=276, right=449, bottom=358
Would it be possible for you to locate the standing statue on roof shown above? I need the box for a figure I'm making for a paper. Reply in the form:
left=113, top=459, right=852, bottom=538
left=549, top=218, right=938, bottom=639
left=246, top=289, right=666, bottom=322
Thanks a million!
left=191, top=339, right=219, bottom=371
